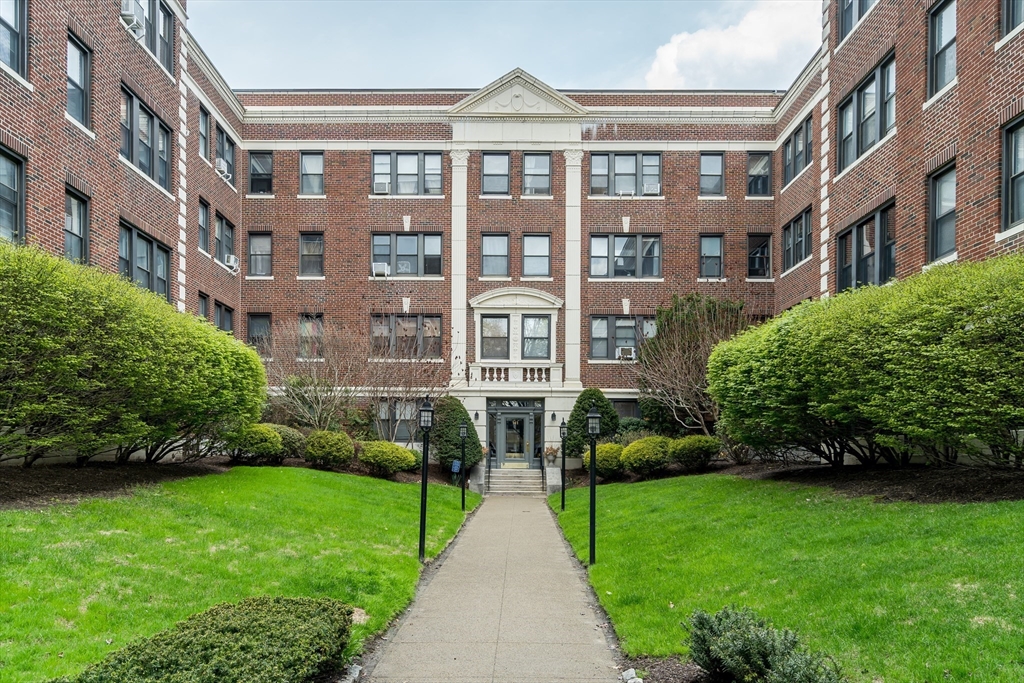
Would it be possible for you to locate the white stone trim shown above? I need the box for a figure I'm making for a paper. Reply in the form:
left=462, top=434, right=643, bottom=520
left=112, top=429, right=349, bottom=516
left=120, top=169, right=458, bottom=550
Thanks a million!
left=995, top=223, right=1024, bottom=242
left=118, top=155, right=175, bottom=200
left=245, top=194, right=275, bottom=199
left=64, top=112, right=96, bottom=139
left=995, top=22, right=1024, bottom=51
left=368, top=194, right=445, bottom=200
left=0, top=60, right=33, bottom=91
left=832, top=0, right=882, bottom=55
left=922, top=78, right=958, bottom=111
left=923, top=251, right=958, bottom=270
left=779, top=256, right=813, bottom=279
left=832, top=127, right=897, bottom=183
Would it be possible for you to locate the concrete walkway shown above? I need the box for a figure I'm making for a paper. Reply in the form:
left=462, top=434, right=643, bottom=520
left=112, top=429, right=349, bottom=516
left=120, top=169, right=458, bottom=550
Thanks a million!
left=367, top=495, right=619, bottom=683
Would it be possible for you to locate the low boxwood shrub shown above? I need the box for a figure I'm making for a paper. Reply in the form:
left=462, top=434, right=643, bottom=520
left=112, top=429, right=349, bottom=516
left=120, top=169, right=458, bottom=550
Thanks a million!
left=583, top=443, right=624, bottom=478
left=360, top=441, right=417, bottom=477
left=670, top=435, right=721, bottom=471
left=226, top=423, right=284, bottom=465
left=50, top=596, right=353, bottom=683
left=267, top=424, right=306, bottom=461
left=687, top=606, right=846, bottom=683
left=620, top=436, right=671, bottom=476
left=303, top=430, right=354, bottom=469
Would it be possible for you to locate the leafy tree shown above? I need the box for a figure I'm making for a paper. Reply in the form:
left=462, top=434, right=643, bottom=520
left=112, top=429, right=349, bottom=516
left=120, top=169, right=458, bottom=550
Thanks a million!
left=431, top=396, right=480, bottom=473
left=565, top=388, right=619, bottom=459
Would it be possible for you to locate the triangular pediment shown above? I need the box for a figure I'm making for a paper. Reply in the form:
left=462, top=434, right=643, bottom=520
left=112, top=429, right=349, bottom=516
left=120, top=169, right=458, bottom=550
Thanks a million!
left=449, top=69, right=587, bottom=117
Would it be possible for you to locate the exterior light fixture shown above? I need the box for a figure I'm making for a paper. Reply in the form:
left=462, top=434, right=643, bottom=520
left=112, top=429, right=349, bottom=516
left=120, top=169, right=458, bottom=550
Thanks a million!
left=417, top=397, right=434, bottom=563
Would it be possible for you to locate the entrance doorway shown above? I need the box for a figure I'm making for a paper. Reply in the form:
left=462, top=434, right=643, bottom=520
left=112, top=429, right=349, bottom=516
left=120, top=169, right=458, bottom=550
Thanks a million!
left=487, top=399, right=544, bottom=469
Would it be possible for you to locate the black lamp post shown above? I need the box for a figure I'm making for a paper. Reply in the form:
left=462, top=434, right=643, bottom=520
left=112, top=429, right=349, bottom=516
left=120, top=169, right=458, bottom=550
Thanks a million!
left=459, top=420, right=468, bottom=512
left=559, top=418, right=568, bottom=512
left=418, top=398, right=434, bottom=563
left=586, top=403, right=601, bottom=566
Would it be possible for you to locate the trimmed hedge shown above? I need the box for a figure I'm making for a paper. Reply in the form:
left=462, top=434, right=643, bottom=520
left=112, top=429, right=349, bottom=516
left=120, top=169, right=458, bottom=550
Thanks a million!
left=360, top=441, right=417, bottom=477
left=583, top=443, right=624, bottom=478
left=303, top=430, right=354, bottom=469
left=620, top=436, right=671, bottom=476
left=708, top=255, right=1024, bottom=468
left=431, top=396, right=480, bottom=473
left=0, top=243, right=265, bottom=465
left=226, top=423, right=284, bottom=465
left=565, top=388, right=620, bottom=459
left=50, top=596, right=353, bottom=683
left=670, top=435, right=721, bottom=471
left=267, top=424, right=306, bottom=461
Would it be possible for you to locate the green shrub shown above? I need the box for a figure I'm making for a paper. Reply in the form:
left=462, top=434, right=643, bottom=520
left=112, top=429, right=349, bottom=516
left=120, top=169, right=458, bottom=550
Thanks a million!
left=431, top=396, right=480, bottom=473
left=267, top=424, right=306, bottom=461
left=583, top=443, right=624, bottom=478
left=620, top=436, right=671, bottom=476
left=670, top=435, right=721, bottom=471
left=360, top=441, right=418, bottom=477
left=303, top=430, right=354, bottom=469
left=565, top=388, right=619, bottom=459
left=687, top=606, right=846, bottom=683
left=226, top=423, right=284, bottom=465
left=51, top=596, right=352, bottom=683
left=616, top=429, right=656, bottom=446
left=616, top=417, right=646, bottom=436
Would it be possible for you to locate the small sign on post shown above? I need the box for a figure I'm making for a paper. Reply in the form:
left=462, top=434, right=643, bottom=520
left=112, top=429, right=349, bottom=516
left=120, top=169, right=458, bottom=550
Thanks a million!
left=451, top=460, right=461, bottom=473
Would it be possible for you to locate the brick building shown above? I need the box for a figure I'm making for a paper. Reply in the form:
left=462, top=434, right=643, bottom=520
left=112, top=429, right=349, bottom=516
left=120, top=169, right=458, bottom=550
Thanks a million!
left=1, top=0, right=1022, bottom=471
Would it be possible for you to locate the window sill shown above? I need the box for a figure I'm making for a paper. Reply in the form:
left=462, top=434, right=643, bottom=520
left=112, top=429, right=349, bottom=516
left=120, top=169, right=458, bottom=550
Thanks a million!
left=478, top=276, right=512, bottom=281
left=198, top=248, right=212, bottom=259
left=746, top=277, right=775, bottom=283
left=245, top=275, right=274, bottom=280
left=745, top=195, right=774, bottom=201
left=368, top=194, right=445, bottom=200
left=779, top=163, right=813, bottom=194
left=64, top=112, right=96, bottom=140
left=218, top=172, right=238, bottom=193
left=296, top=358, right=326, bottom=363
left=519, top=194, right=553, bottom=200
left=201, top=156, right=213, bottom=169
left=587, top=277, right=664, bottom=283
left=587, top=195, right=664, bottom=200
left=833, top=127, right=897, bottom=184
left=697, top=277, right=727, bottom=282
left=698, top=195, right=727, bottom=201
left=368, top=276, right=445, bottom=281
left=923, top=251, right=958, bottom=271
left=214, top=258, right=238, bottom=276
left=118, top=155, right=175, bottom=201
left=995, top=22, right=1024, bottom=51
left=779, top=256, right=813, bottom=279
left=297, top=194, right=327, bottom=199
left=297, top=276, right=326, bottom=281
left=832, top=0, right=881, bottom=55
left=246, top=193, right=275, bottom=199
left=369, top=357, right=445, bottom=364
left=587, top=359, right=638, bottom=365
left=141, top=42, right=176, bottom=84
left=479, top=194, right=513, bottom=200
left=520, top=277, right=554, bottom=282
left=995, top=223, right=1024, bottom=242
left=0, top=59, right=33, bottom=91
left=923, top=78, right=958, bottom=111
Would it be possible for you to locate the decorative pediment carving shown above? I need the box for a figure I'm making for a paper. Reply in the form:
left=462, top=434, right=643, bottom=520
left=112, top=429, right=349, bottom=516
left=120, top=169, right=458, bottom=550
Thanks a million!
left=469, top=287, right=564, bottom=310
left=449, top=68, right=587, bottom=117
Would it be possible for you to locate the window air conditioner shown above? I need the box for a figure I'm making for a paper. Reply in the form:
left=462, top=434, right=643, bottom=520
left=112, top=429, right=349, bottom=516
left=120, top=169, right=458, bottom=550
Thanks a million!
left=616, top=346, right=636, bottom=361
left=371, top=262, right=391, bottom=277
left=215, top=158, right=232, bottom=181
left=120, top=0, right=145, bottom=39
left=373, top=181, right=391, bottom=195
left=224, top=254, right=240, bottom=269
left=642, top=183, right=661, bottom=196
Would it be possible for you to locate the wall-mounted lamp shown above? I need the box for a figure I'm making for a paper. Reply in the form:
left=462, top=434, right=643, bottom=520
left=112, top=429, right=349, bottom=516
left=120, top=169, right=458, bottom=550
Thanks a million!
left=474, top=411, right=479, bottom=421
left=551, top=412, right=557, bottom=422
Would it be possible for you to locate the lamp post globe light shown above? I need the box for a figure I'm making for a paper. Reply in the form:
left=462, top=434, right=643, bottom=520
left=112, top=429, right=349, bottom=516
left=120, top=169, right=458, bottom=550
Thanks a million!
left=418, top=398, right=434, bottom=563
left=559, top=418, right=568, bottom=512
left=459, top=420, right=468, bottom=512
left=586, top=403, right=601, bottom=566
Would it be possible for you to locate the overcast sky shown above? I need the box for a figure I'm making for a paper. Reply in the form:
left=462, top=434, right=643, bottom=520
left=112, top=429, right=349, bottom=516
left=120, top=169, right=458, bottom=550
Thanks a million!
left=188, top=0, right=821, bottom=91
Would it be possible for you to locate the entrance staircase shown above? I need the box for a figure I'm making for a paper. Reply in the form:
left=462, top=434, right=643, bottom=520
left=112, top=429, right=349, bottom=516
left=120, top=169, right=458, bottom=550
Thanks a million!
left=487, top=468, right=545, bottom=496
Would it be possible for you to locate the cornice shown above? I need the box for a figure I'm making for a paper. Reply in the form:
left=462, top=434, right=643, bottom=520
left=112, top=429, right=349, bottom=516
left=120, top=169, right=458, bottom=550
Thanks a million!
left=183, top=32, right=246, bottom=122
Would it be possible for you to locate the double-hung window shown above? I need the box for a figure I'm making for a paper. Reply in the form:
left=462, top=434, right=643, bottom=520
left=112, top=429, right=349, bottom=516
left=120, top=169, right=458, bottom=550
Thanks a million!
left=590, top=235, right=661, bottom=278
left=214, top=214, right=234, bottom=265
left=0, top=149, right=22, bottom=243
left=482, top=153, right=510, bottom=195
left=119, top=223, right=171, bottom=301
left=699, top=235, right=724, bottom=278
left=249, top=152, right=273, bottom=194
left=198, top=292, right=208, bottom=319
left=782, top=208, right=813, bottom=271
left=298, top=314, right=323, bottom=359
left=522, top=235, right=550, bottom=276
left=247, top=314, right=271, bottom=356
left=299, top=233, right=324, bottom=276
left=372, top=152, right=442, bottom=195
left=248, top=233, right=272, bottom=276
left=216, top=128, right=235, bottom=183
left=300, top=152, right=324, bottom=195
left=215, top=302, right=233, bottom=333
left=930, top=0, right=957, bottom=95
left=840, top=0, right=877, bottom=41
left=1008, top=0, right=1024, bottom=34
left=747, top=153, right=771, bottom=196
left=783, top=117, right=814, bottom=184
left=1, top=0, right=25, bottom=76
left=64, top=190, right=88, bottom=263
left=371, top=314, right=442, bottom=359
left=198, top=108, right=209, bottom=160
left=700, top=153, right=724, bottom=196
left=482, top=235, right=509, bottom=276
left=120, top=88, right=172, bottom=190
left=838, top=204, right=896, bottom=291
left=590, top=316, right=655, bottom=360
left=931, top=166, right=957, bottom=260
left=838, top=56, right=895, bottom=171
left=67, top=36, right=90, bottom=127
left=747, top=235, right=771, bottom=278
left=523, top=153, right=551, bottom=195
left=144, top=1, right=174, bottom=73
left=590, top=153, right=661, bottom=196
left=1007, top=120, right=1024, bottom=232
left=371, top=233, right=441, bottom=277
left=198, top=200, right=210, bottom=253
left=481, top=315, right=510, bottom=359
left=522, top=315, right=551, bottom=359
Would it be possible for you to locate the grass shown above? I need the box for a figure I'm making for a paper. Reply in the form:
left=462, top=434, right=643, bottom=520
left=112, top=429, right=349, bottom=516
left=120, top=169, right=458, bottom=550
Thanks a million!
left=0, top=466, right=479, bottom=682
left=553, top=474, right=1024, bottom=682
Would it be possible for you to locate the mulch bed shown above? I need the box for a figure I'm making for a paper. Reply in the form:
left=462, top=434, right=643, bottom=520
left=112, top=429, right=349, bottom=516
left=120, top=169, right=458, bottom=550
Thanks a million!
left=621, top=656, right=707, bottom=683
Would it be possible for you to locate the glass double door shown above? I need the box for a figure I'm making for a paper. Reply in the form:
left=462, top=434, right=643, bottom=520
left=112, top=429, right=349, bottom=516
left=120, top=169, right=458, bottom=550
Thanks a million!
left=496, top=412, right=534, bottom=469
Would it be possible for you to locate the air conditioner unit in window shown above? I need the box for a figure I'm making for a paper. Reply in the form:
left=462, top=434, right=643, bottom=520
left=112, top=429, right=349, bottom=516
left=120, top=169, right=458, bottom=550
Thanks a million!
left=616, top=189, right=636, bottom=197
left=224, top=254, right=240, bottom=269
left=371, top=262, right=391, bottom=277
left=642, top=183, right=661, bottom=196
left=616, top=346, right=636, bottom=361
left=120, top=0, right=145, bottom=39
left=373, top=181, right=391, bottom=195
left=214, top=158, right=232, bottom=181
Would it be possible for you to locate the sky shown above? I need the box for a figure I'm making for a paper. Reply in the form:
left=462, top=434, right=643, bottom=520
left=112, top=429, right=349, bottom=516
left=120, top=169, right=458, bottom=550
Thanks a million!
left=188, top=0, right=822, bottom=92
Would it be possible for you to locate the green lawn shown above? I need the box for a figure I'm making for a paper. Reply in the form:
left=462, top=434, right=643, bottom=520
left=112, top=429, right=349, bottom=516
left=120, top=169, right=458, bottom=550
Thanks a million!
left=553, top=475, right=1024, bottom=682
left=0, top=467, right=479, bottom=682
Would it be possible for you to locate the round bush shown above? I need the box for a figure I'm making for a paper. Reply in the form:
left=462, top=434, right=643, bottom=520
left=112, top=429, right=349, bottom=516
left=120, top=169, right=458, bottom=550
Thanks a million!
left=304, top=430, right=354, bottom=469
left=670, top=435, right=721, bottom=471
left=267, top=424, right=306, bottom=461
left=565, top=388, right=620, bottom=459
left=227, top=423, right=284, bottom=465
left=431, top=396, right=481, bottom=473
left=583, top=443, right=624, bottom=478
left=620, top=436, right=671, bottom=476
left=360, top=441, right=417, bottom=477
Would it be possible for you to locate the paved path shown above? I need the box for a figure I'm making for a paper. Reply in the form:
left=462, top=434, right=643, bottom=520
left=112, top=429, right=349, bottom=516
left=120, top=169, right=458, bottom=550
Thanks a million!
left=367, top=495, right=619, bottom=683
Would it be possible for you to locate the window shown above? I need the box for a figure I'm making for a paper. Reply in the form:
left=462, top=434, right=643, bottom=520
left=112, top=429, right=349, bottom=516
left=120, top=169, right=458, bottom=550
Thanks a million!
left=119, top=223, right=171, bottom=301
left=298, top=314, right=323, bottom=358
left=522, top=315, right=551, bottom=359
left=372, top=152, right=441, bottom=195
left=590, top=316, right=656, bottom=360
left=216, top=128, right=235, bottom=183
left=299, top=233, right=324, bottom=276
left=198, top=108, right=209, bottom=160
left=782, top=209, right=813, bottom=271
left=747, top=153, right=771, bottom=196
left=590, top=235, right=661, bottom=278
left=931, top=166, right=956, bottom=260
left=523, top=153, right=551, bottom=195
left=482, top=153, right=510, bottom=195
left=590, top=153, right=662, bottom=196
left=481, top=316, right=509, bottom=359
left=300, top=152, right=324, bottom=195
left=747, top=234, right=771, bottom=278
left=198, top=292, right=208, bottom=319
left=120, top=88, right=172, bottom=190
left=371, top=314, right=442, bottom=359
left=377, top=401, right=419, bottom=442
left=64, top=191, right=88, bottom=263
left=700, top=153, right=724, bottom=196
left=1005, top=119, right=1024, bottom=231
left=522, top=235, right=550, bottom=276
left=198, top=200, right=209, bottom=253
left=700, top=235, right=724, bottom=278
left=144, top=1, right=174, bottom=73
left=482, top=234, right=509, bottom=276
left=247, top=314, right=271, bottom=355
left=1008, top=0, right=1024, bottom=34
left=613, top=400, right=640, bottom=419
left=1, top=149, right=22, bottom=243
left=838, top=204, right=896, bottom=291
left=214, top=215, right=234, bottom=265
left=840, top=0, right=877, bottom=40
left=838, top=57, right=895, bottom=171
left=249, top=152, right=273, bottom=194
left=930, top=0, right=957, bottom=95
left=1, top=0, right=25, bottom=76
left=783, top=117, right=814, bottom=184
left=371, top=233, right=441, bottom=277
left=248, top=234, right=271, bottom=276
left=215, top=302, right=233, bottom=333
left=67, top=36, right=90, bottom=126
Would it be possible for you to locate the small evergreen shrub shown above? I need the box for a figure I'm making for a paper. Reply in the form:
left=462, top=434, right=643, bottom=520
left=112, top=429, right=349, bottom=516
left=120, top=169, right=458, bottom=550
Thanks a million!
left=616, top=417, right=646, bottom=436
left=267, top=424, right=306, bottom=461
left=360, top=441, right=417, bottom=477
left=226, top=423, right=284, bottom=465
left=620, top=436, right=671, bottom=476
left=616, top=429, right=656, bottom=447
left=565, top=388, right=620, bottom=459
left=670, top=435, right=721, bottom=471
left=303, top=430, right=354, bottom=469
left=583, top=443, right=624, bottom=478
left=50, top=596, right=352, bottom=683
left=431, top=396, right=480, bottom=473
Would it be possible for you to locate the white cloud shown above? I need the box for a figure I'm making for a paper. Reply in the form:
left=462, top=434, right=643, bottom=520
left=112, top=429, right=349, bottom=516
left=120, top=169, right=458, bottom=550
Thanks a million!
left=645, top=1, right=821, bottom=90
